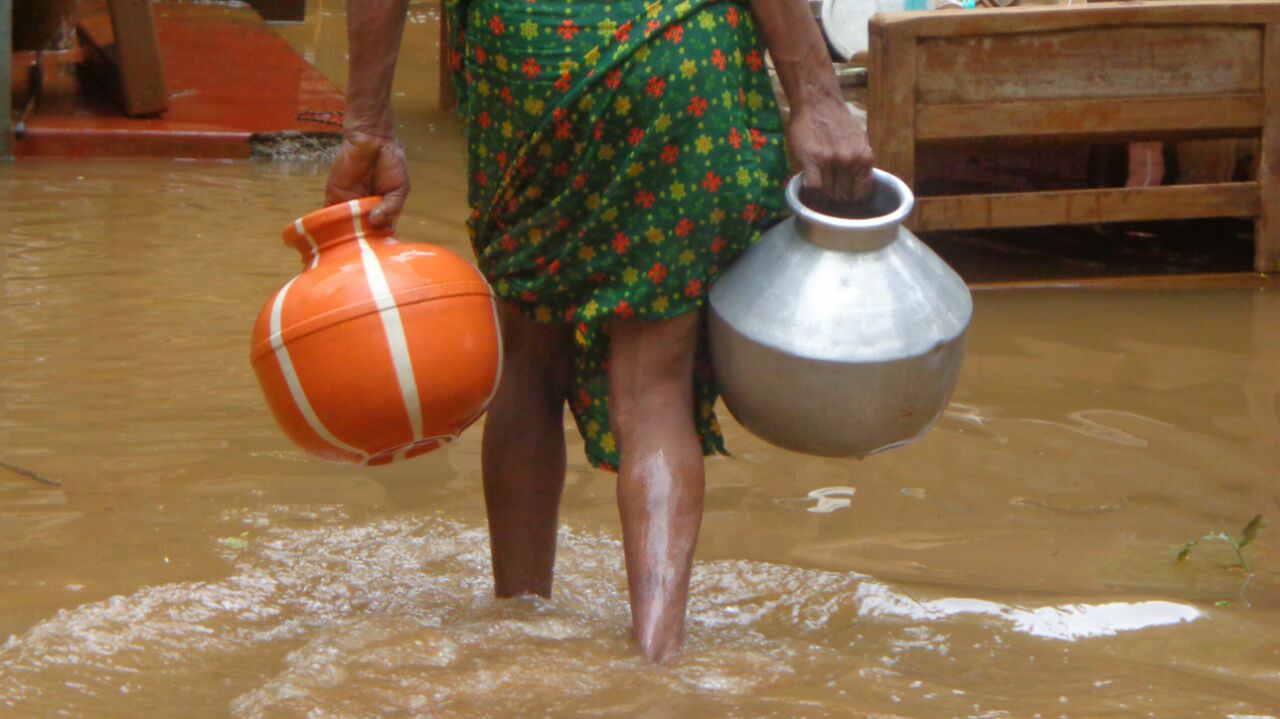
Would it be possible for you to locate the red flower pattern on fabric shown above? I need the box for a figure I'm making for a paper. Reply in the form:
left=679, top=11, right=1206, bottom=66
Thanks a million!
left=452, top=0, right=789, bottom=470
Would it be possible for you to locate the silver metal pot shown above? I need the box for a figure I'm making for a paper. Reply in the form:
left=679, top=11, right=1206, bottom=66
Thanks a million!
left=708, top=169, right=972, bottom=457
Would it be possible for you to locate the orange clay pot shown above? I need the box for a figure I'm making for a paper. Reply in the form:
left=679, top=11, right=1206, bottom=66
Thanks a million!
left=250, top=198, right=503, bottom=465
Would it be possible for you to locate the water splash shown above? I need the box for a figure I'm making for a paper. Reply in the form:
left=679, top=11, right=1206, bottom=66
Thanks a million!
left=0, top=510, right=1227, bottom=718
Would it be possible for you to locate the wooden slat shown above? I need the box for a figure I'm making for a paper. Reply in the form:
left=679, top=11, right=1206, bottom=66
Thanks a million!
left=871, top=1, right=1280, bottom=39
left=916, top=26, right=1261, bottom=105
left=915, top=183, right=1262, bottom=231
left=1, top=0, right=11, bottom=160
left=867, top=29, right=918, bottom=193
left=971, top=273, right=1280, bottom=293
left=1258, top=24, right=1280, bottom=273
left=916, top=95, right=1265, bottom=142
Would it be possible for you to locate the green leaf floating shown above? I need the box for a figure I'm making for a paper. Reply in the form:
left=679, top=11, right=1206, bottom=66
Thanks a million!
left=1240, top=514, right=1267, bottom=549
left=1177, top=514, right=1265, bottom=576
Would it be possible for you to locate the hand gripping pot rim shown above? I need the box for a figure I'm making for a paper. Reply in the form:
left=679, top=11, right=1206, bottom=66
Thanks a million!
left=250, top=198, right=504, bottom=466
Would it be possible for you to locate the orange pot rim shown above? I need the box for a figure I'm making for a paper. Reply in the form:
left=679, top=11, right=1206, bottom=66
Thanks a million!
left=283, top=197, right=384, bottom=250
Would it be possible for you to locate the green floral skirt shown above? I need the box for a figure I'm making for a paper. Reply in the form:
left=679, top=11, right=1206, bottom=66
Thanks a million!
left=448, top=0, right=790, bottom=469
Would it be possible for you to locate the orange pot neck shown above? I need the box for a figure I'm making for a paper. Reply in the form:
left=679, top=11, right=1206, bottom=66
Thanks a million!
left=283, top=197, right=395, bottom=261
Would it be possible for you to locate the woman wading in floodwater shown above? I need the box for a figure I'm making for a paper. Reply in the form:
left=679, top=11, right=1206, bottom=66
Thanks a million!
left=326, top=0, right=872, bottom=661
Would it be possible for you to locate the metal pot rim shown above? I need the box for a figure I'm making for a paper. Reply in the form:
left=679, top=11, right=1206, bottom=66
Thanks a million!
left=785, top=168, right=915, bottom=231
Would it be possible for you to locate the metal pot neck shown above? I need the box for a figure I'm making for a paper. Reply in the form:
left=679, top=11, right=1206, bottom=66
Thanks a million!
left=787, top=169, right=915, bottom=253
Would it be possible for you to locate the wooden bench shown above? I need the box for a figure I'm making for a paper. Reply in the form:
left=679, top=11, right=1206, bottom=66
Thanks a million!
left=867, top=0, right=1280, bottom=273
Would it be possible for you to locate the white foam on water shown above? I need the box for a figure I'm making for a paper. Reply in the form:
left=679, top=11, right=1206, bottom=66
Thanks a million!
left=0, top=510, right=1229, bottom=718
left=854, top=583, right=1203, bottom=641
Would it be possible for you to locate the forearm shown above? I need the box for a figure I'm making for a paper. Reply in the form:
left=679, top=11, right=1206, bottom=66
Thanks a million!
left=345, top=0, right=411, bottom=137
left=747, top=0, right=842, bottom=112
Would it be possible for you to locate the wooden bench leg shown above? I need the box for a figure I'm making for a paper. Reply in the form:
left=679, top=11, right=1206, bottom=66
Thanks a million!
left=2, top=0, right=12, bottom=159
left=77, top=0, right=168, bottom=117
left=246, top=0, right=305, bottom=22
left=868, top=31, right=917, bottom=215
left=1259, top=24, right=1280, bottom=273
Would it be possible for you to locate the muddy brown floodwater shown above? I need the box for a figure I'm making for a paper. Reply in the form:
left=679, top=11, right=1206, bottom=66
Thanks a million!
left=2, top=1, right=1279, bottom=717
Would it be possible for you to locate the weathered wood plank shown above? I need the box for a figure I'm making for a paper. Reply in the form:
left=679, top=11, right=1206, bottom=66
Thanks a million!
left=916, top=26, right=1262, bottom=104
left=871, top=1, right=1280, bottom=39
left=1, top=0, right=11, bottom=160
left=915, top=95, right=1265, bottom=141
left=867, top=29, right=917, bottom=195
left=1258, top=24, right=1280, bottom=273
left=916, top=183, right=1262, bottom=231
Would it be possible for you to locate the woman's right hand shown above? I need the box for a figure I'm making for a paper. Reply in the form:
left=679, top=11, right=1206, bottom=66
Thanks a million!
left=324, top=129, right=411, bottom=230
left=787, top=97, right=875, bottom=213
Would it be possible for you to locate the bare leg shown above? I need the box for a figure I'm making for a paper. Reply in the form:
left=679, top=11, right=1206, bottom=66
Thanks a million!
left=482, top=302, right=573, bottom=598
left=608, top=311, right=705, bottom=663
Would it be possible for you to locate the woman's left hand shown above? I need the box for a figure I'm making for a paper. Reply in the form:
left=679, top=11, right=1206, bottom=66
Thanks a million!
left=324, top=130, right=410, bottom=230
left=787, top=97, right=875, bottom=213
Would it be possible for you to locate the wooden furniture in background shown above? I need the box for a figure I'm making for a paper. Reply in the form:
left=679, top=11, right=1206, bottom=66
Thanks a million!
left=77, top=0, right=168, bottom=117
left=246, top=0, right=305, bottom=22
left=868, top=0, right=1280, bottom=273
